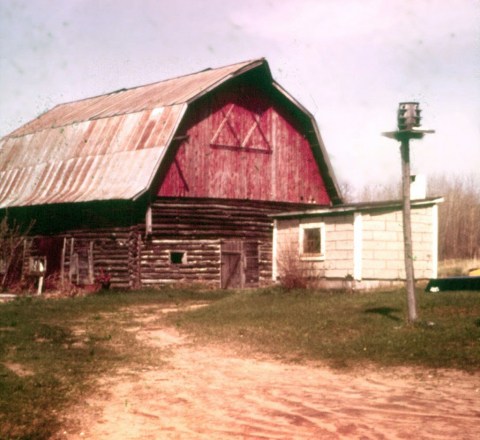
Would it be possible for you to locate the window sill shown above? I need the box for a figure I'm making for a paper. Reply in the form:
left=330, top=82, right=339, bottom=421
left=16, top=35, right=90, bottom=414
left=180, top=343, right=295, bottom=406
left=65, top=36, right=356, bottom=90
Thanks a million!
left=300, top=254, right=325, bottom=262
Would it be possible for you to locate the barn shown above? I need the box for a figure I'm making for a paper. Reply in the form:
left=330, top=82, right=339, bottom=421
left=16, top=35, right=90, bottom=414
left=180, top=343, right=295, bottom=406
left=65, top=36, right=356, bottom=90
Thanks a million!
left=0, top=58, right=342, bottom=290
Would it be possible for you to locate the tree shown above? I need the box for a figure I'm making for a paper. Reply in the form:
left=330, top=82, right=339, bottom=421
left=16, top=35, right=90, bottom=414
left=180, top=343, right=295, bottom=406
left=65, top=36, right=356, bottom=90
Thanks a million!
left=353, top=180, right=400, bottom=203
left=428, top=173, right=480, bottom=261
left=0, top=214, right=33, bottom=291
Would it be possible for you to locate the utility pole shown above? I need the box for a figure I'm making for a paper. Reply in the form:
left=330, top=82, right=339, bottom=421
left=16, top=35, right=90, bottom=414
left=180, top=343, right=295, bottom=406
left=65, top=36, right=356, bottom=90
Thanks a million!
left=383, top=102, right=434, bottom=324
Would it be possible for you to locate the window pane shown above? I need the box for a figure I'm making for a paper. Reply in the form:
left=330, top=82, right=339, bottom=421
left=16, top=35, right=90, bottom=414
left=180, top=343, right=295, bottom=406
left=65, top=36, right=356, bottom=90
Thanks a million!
left=303, top=228, right=321, bottom=254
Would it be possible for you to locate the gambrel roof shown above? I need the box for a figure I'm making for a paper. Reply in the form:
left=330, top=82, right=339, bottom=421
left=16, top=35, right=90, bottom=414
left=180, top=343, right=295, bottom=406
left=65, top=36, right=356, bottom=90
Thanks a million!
left=0, top=59, right=341, bottom=208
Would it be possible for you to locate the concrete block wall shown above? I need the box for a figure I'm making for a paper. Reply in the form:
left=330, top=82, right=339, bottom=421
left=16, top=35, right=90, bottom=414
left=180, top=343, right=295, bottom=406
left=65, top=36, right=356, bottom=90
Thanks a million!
left=275, top=215, right=354, bottom=279
left=323, top=215, right=354, bottom=278
left=361, top=207, right=434, bottom=280
left=275, top=204, right=436, bottom=285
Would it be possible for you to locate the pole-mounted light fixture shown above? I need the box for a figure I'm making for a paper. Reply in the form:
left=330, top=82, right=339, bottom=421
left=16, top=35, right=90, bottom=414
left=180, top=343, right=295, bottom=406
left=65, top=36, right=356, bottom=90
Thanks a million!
left=382, top=102, right=435, bottom=324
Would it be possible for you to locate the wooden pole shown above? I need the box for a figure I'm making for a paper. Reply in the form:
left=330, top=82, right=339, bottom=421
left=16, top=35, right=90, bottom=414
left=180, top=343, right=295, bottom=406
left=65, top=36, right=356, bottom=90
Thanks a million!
left=400, top=137, right=418, bottom=323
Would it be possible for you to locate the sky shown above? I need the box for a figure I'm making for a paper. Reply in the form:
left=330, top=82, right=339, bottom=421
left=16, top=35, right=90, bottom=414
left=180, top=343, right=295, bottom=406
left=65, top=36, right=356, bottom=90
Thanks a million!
left=0, top=0, right=479, bottom=197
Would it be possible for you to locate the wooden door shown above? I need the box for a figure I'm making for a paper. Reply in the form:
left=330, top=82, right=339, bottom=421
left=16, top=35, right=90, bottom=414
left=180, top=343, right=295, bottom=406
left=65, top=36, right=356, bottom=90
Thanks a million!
left=221, top=241, right=244, bottom=289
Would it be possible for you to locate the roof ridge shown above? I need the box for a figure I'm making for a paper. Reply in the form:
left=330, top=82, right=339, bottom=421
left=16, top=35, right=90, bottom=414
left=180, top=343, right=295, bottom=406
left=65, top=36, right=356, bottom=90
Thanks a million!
left=4, top=58, right=267, bottom=139
left=53, top=58, right=266, bottom=109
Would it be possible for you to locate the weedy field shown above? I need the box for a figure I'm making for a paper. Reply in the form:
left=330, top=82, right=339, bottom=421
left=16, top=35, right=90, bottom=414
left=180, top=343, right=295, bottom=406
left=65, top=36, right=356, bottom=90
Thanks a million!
left=1, top=286, right=479, bottom=439
left=172, top=287, right=480, bottom=370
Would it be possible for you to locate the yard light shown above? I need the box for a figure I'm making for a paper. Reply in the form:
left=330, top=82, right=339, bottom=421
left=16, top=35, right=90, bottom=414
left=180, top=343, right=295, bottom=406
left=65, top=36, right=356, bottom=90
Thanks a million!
left=382, top=102, right=435, bottom=324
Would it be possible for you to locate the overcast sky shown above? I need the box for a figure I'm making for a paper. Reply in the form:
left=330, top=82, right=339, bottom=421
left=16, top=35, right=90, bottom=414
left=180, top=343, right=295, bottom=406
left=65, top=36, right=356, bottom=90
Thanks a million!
left=0, top=0, right=478, bottom=195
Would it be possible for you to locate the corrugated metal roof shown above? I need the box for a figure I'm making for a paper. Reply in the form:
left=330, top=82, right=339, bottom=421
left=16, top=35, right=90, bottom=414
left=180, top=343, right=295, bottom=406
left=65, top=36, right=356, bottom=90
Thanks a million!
left=0, top=59, right=266, bottom=208
left=0, top=105, right=186, bottom=207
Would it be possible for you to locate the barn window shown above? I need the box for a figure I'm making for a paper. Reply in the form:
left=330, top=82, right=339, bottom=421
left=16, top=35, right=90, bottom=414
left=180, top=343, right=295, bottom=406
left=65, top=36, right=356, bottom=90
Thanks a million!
left=170, top=251, right=187, bottom=265
left=299, top=223, right=325, bottom=260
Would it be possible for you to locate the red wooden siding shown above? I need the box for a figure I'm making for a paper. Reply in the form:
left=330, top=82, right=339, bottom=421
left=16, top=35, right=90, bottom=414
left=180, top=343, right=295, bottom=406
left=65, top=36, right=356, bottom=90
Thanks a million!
left=157, top=87, right=331, bottom=205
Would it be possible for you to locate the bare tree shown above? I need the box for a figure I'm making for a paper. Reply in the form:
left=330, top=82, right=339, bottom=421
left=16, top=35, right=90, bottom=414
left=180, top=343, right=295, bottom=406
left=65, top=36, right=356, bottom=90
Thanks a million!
left=338, top=181, right=355, bottom=203
left=353, top=180, right=401, bottom=203
left=428, top=173, right=480, bottom=261
left=0, top=214, right=33, bottom=291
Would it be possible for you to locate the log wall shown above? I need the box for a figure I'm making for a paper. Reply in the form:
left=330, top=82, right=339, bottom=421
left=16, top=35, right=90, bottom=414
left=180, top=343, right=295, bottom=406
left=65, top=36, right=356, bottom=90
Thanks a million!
left=26, top=227, right=139, bottom=290
left=138, top=198, right=317, bottom=288
left=140, top=239, right=221, bottom=287
left=23, top=198, right=323, bottom=290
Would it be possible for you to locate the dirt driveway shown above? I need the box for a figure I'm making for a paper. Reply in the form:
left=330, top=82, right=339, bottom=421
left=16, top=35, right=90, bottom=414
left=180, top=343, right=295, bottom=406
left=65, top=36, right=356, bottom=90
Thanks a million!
left=60, top=304, right=480, bottom=439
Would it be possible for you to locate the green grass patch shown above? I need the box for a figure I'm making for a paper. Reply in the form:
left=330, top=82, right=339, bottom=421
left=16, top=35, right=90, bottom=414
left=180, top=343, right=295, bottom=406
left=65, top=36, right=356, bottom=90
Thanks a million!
left=172, top=287, right=480, bottom=371
left=0, top=287, right=227, bottom=440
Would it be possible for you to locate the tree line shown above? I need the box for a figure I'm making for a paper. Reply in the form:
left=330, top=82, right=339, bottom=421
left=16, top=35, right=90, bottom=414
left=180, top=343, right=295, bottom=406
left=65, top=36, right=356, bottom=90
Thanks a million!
left=429, top=174, right=480, bottom=261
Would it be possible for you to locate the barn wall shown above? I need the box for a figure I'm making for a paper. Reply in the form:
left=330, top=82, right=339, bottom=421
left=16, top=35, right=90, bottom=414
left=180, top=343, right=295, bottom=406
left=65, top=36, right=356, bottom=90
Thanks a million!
left=138, top=198, right=311, bottom=288
left=157, top=84, right=331, bottom=205
left=140, top=239, right=221, bottom=287
left=25, top=227, right=140, bottom=290
left=19, top=198, right=315, bottom=291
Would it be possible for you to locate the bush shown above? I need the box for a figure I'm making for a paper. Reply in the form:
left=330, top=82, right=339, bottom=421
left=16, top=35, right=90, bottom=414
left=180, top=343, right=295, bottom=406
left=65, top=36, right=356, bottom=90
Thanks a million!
left=276, top=243, right=309, bottom=289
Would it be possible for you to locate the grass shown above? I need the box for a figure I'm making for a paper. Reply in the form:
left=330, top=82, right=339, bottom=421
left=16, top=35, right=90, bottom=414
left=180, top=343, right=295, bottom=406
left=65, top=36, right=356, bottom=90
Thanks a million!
left=172, top=287, right=480, bottom=371
left=0, top=287, right=226, bottom=440
left=1, top=285, right=479, bottom=439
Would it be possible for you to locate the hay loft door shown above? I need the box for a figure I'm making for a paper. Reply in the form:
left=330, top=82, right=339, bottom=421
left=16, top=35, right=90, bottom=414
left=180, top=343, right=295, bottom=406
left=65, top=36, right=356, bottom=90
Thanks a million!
left=221, top=241, right=244, bottom=289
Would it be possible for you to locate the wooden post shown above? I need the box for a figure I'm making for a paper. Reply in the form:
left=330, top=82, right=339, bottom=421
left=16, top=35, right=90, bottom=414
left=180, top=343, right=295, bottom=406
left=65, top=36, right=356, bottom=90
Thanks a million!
left=400, top=137, right=418, bottom=323
left=60, top=237, right=66, bottom=289
left=383, top=102, right=434, bottom=322
left=88, top=241, right=94, bottom=284
left=68, top=238, right=76, bottom=284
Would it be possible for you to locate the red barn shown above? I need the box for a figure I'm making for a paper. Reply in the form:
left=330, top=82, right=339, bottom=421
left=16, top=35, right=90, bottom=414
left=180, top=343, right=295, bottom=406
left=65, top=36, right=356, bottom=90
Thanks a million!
left=0, top=58, right=341, bottom=289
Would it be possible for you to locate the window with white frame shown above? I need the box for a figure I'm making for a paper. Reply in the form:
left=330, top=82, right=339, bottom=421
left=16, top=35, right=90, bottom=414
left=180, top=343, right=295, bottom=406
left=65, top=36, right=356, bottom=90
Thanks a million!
left=299, top=222, right=325, bottom=260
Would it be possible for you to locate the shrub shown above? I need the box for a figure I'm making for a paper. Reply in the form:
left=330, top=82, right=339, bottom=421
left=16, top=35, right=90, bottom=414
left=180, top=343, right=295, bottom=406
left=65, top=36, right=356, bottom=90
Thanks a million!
left=276, top=242, right=309, bottom=289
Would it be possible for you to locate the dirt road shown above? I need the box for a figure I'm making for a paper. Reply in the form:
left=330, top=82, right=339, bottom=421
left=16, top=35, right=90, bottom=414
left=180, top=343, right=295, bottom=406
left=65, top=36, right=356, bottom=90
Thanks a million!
left=60, top=305, right=480, bottom=439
